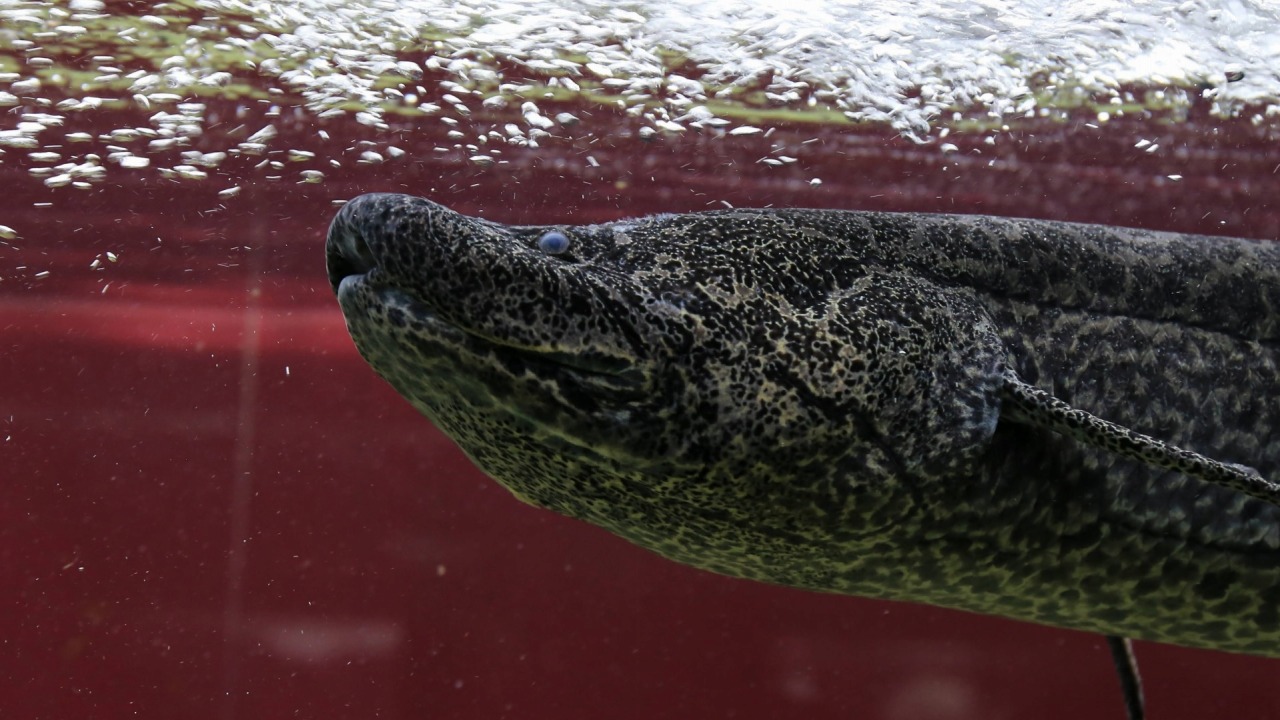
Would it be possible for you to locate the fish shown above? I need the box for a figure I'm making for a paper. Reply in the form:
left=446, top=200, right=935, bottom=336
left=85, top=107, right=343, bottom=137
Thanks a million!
left=326, top=192, right=1280, bottom=715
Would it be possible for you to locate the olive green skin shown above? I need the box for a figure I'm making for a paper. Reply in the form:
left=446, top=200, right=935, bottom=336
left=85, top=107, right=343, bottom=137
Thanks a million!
left=327, top=193, right=1280, bottom=656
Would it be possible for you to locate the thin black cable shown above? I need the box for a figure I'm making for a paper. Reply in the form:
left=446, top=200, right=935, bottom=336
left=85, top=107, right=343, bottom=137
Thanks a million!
left=1107, top=635, right=1145, bottom=720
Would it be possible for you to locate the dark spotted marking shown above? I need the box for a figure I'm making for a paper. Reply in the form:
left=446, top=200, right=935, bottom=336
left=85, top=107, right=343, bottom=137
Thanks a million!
left=326, top=193, right=1280, bottom=659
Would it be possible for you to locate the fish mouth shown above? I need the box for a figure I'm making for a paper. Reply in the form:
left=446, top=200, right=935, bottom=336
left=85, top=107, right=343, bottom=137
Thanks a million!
left=326, top=212, right=647, bottom=395
left=373, top=284, right=649, bottom=397
left=325, top=212, right=378, bottom=295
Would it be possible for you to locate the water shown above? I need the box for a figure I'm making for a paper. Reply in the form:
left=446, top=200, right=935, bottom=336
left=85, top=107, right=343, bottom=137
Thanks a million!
left=3, top=2, right=1279, bottom=718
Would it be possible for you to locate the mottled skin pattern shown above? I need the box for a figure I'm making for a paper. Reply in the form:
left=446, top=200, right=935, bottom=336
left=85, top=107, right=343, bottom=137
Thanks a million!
left=326, top=193, right=1280, bottom=656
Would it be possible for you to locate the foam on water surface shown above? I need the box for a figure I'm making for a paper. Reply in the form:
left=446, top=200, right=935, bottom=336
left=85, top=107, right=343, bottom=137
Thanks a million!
left=0, top=0, right=1277, bottom=273
left=1, top=0, right=1278, bottom=150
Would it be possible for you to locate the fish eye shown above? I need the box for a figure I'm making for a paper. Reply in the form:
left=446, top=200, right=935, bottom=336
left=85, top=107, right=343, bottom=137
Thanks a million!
left=537, top=230, right=570, bottom=255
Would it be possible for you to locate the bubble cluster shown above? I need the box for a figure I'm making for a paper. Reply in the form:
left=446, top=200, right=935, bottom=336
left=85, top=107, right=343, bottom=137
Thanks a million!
left=0, top=0, right=1277, bottom=208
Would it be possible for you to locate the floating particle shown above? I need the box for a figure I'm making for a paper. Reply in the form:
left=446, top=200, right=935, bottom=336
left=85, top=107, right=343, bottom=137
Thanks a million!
left=10, top=78, right=41, bottom=94
left=167, top=165, right=207, bottom=180
left=1, top=133, right=39, bottom=149
left=356, top=111, right=388, bottom=128
left=199, top=72, right=232, bottom=87
left=525, top=112, right=554, bottom=129
left=246, top=125, right=277, bottom=143
left=55, top=23, right=90, bottom=36
left=70, top=163, right=107, bottom=181
left=1167, top=174, right=1183, bottom=181
left=395, top=61, right=422, bottom=79
left=105, top=128, right=142, bottom=142
left=187, top=151, right=226, bottom=167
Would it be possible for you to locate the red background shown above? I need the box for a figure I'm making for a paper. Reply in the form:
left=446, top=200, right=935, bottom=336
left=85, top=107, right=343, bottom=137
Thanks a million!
left=3, top=94, right=1280, bottom=719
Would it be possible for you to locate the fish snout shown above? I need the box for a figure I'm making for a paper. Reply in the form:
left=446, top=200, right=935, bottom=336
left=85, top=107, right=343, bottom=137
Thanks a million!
left=325, top=194, right=395, bottom=294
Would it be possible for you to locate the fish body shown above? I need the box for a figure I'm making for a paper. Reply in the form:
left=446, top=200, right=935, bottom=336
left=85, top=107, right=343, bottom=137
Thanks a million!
left=327, top=193, right=1280, bottom=655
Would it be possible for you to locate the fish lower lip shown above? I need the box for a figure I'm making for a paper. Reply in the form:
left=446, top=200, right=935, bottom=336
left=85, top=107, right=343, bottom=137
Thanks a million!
left=360, top=286, right=647, bottom=391
left=337, top=274, right=364, bottom=296
left=324, top=209, right=380, bottom=293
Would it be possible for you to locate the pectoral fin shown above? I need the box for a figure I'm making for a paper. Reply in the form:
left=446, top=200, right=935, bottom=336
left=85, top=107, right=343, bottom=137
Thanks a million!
left=1000, top=376, right=1279, bottom=506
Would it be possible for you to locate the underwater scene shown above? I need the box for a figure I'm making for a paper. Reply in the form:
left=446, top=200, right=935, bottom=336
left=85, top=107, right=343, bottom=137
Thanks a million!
left=3, top=1, right=1279, bottom=718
